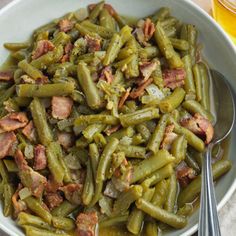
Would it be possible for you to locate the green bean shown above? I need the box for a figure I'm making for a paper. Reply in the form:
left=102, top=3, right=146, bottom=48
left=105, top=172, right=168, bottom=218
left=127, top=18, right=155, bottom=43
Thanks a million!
left=17, top=83, right=74, bottom=97
left=30, top=52, right=55, bottom=70
left=76, top=136, right=90, bottom=148
left=136, top=198, right=187, bottom=229
left=170, top=38, right=189, bottom=51
left=117, top=47, right=134, bottom=60
left=18, top=59, right=45, bottom=80
left=77, top=62, right=102, bottom=109
left=130, top=149, right=175, bottom=184
left=144, top=221, right=159, bottom=236
left=4, top=42, right=30, bottom=51
left=113, top=54, right=135, bottom=69
left=0, top=160, right=9, bottom=182
left=185, top=152, right=201, bottom=174
left=99, top=8, right=116, bottom=31
left=23, top=225, right=70, bottom=236
left=75, top=114, right=119, bottom=126
left=120, top=107, right=159, bottom=127
left=81, top=20, right=113, bottom=39
left=178, top=160, right=232, bottom=207
left=17, top=212, right=52, bottom=230
left=147, top=114, right=169, bottom=153
left=113, top=185, right=143, bottom=215
left=52, top=216, right=75, bottom=231
left=182, top=100, right=214, bottom=122
left=198, top=62, right=210, bottom=110
left=120, top=25, right=133, bottom=44
left=51, top=200, right=78, bottom=217
left=52, top=32, right=70, bottom=47
left=164, top=173, right=177, bottom=213
left=139, top=46, right=160, bottom=59
left=127, top=188, right=155, bottom=234
left=83, top=124, right=106, bottom=141
left=159, top=88, right=186, bottom=113
left=154, top=22, right=183, bottom=68
left=180, top=24, right=198, bottom=65
left=171, top=135, right=187, bottom=164
left=151, top=7, right=170, bottom=22
left=177, top=203, right=193, bottom=217
left=46, top=142, right=65, bottom=184
left=192, top=63, right=202, bottom=102
left=152, top=179, right=169, bottom=207
left=99, top=214, right=129, bottom=228
left=34, top=22, right=56, bottom=35
left=82, top=159, right=94, bottom=205
left=24, top=196, right=52, bottom=224
left=164, top=26, right=177, bottom=38
left=169, top=117, right=205, bottom=152
left=142, top=164, right=173, bottom=187
left=3, top=183, right=14, bottom=217
left=106, top=127, right=135, bottom=141
left=152, top=58, right=163, bottom=88
left=136, top=123, right=151, bottom=142
left=182, top=55, right=196, bottom=99
left=0, top=85, right=15, bottom=107
left=3, top=160, right=18, bottom=172
left=30, top=98, right=53, bottom=146
left=89, top=143, right=100, bottom=181
left=116, top=144, right=146, bottom=159
left=89, top=1, right=104, bottom=21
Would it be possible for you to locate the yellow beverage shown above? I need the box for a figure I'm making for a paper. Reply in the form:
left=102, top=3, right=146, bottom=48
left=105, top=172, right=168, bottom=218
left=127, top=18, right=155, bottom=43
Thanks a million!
left=212, top=0, right=236, bottom=43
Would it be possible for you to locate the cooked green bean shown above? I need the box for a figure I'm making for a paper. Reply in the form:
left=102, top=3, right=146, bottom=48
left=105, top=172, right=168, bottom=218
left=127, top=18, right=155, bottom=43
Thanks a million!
left=151, top=7, right=170, bottom=22
left=136, top=198, right=187, bottom=229
left=116, top=144, right=146, bottom=158
left=89, top=1, right=105, bottom=21
left=152, top=179, right=169, bottom=207
left=144, top=221, right=159, bottom=236
left=99, top=8, right=116, bottom=31
left=83, top=123, right=106, bottom=141
left=89, top=143, right=100, bottom=181
left=4, top=42, right=30, bottom=51
left=106, top=127, right=135, bottom=141
left=185, top=152, right=201, bottom=174
left=51, top=201, right=78, bottom=217
left=52, top=216, right=76, bottom=231
left=99, top=214, right=129, bottom=228
left=3, top=183, right=14, bottom=217
left=171, top=135, right=187, bottom=164
left=170, top=38, right=189, bottom=51
left=192, top=63, right=202, bottom=102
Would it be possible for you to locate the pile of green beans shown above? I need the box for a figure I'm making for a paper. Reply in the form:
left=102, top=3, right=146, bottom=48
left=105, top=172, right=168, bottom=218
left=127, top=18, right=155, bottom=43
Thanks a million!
left=0, top=1, right=232, bottom=236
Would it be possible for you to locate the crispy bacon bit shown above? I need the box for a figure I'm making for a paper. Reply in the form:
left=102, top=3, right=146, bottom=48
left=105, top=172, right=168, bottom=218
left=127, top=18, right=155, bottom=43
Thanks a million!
left=0, top=132, right=17, bottom=159
left=161, top=124, right=178, bottom=150
left=59, top=183, right=83, bottom=205
left=100, top=66, right=114, bottom=84
left=140, top=61, right=157, bottom=81
left=76, top=211, right=98, bottom=236
left=33, top=144, right=47, bottom=170
left=143, top=18, right=155, bottom=41
left=0, top=71, right=13, bottom=81
left=57, top=132, right=74, bottom=149
left=0, top=112, right=28, bottom=133
left=59, top=19, right=74, bottom=33
left=118, top=88, right=131, bottom=109
left=104, top=125, right=121, bottom=136
left=163, top=68, right=186, bottom=89
left=12, top=184, right=27, bottom=217
left=61, top=42, right=74, bottom=63
left=44, top=192, right=63, bottom=210
left=45, top=175, right=63, bottom=193
left=15, top=149, right=47, bottom=198
left=180, top=113, right=214, bottom=144
left=52, top=96, right=73, bottom=120
left=85, top=35, right=101, bottom=53
left=130, top=78, right=154, bottom=99
left=32, top=40, right=55, bottom=60
left=176, top=163, right=196, bottom=187
left=22, top=121, right=37, bottom=143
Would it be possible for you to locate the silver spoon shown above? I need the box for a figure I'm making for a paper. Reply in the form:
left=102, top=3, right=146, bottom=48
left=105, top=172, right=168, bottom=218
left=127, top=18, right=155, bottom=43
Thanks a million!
left=198, top=70, right=235, bottom=236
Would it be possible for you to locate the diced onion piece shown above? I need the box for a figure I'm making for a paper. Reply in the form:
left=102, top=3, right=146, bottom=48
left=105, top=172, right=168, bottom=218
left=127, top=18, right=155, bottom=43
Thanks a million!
left=74, top=8, right=89, bottom=21
left=145, top=84, right=165, bottom=100
left=19, top=187, right=32, bottom=200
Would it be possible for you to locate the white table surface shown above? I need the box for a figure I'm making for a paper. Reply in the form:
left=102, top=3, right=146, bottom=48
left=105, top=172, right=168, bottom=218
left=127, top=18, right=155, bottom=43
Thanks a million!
left=0, top=0, right=236, bottom=235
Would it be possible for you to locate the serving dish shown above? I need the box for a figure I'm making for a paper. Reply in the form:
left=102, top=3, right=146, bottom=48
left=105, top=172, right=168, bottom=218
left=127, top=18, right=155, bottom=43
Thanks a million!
left=0, top=0, right=236, bottom=235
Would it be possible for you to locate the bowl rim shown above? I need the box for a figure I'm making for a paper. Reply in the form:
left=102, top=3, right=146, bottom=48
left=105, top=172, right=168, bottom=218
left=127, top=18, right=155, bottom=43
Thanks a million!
left=0, top=0, right=236, bottom=236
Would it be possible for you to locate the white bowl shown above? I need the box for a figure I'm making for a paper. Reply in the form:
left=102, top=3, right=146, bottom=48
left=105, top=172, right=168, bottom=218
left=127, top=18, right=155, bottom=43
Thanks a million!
left=0, top=0, right=236, bottom=235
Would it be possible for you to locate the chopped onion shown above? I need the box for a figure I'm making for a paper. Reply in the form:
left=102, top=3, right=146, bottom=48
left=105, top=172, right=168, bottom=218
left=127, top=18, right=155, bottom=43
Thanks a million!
left=19, top=187, right=32, bottom=200
left=64, top=153, right=81, bottom=170
left=74, top=8, right=89, bottom=21
left=145, top=84, right=165, bottom=100
left=24, top=144, right=34, bottom=159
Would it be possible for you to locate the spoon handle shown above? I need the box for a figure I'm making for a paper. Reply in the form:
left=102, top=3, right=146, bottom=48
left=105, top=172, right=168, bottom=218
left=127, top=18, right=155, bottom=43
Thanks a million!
left=199, top=144, right=221, bottom=236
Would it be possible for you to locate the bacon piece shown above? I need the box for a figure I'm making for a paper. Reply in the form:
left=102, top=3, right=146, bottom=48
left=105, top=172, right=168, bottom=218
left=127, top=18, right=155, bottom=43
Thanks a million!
left=61, top=42, right=74, bottom=63
left=22, top=121, right=37, bottom=143
left=12, top=184, right=27, bottom=217
left=51, top=96, right=73, bottom=120
left=85, top=35, right=101, bottom=53
left=44, top=192, right=63, bottom=210
left=0, top=112, right=28, bottom=133
left=143, top=18, right=155, bottom=41
left=161, top=124, right=178, bottom=150
left=176, top=163, right=196, bottom=187
left=59, top=183, right=83, bottom=205
left=140, top=61, right=157, bottom=81
left=118, top=88, right=131, bottom=109
left=76, top=211, right=98, bottom=236
left=33, top=144, right=47, bottom=170
left=0, top=71, right=13, bottom=81
left=15, top=149, right=47, bottom=198
left=32, top=40, right=55, bottom=60
left=45, top=175, right=63, bottom=193
left=163, top=68, right=186, bottom=89
left=100, top=66, right=114, bottom=84
left=58, top=19, right=74, bottom=33
left=180, top=113, right=214, bottom=144
left=57, top=132, right=74, bottom=149
left=104, top=125, right=121, bottom=136
left=130, top=78, right=154, bottom=99
left=0, top=132, right=17, bottom=159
